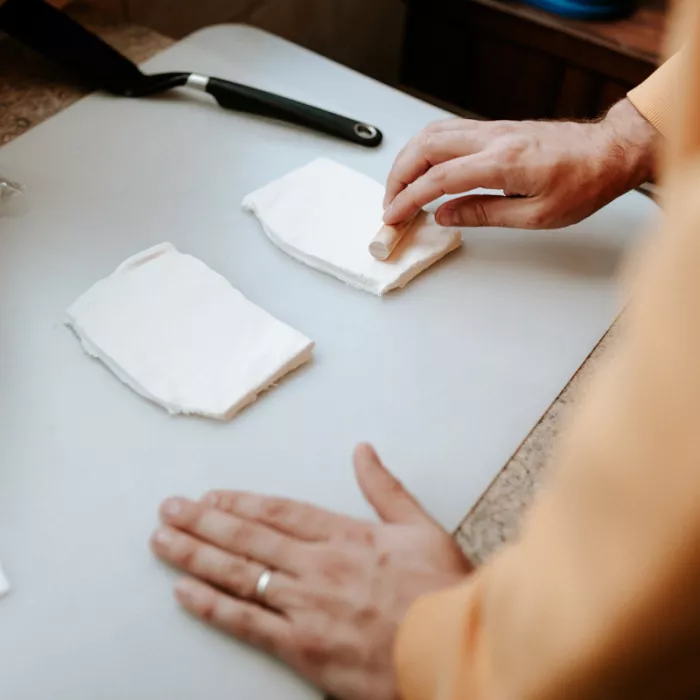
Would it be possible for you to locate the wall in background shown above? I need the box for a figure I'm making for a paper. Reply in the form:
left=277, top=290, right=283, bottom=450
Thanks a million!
left=89, top=0, right=406, bottom=85
left=401, top=0, right=665, bottom=121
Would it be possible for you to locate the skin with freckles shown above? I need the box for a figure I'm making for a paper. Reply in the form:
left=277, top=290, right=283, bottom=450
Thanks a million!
left=383, top=98, right=659, bottom=231
left=152, top=444, right=472, bottom=700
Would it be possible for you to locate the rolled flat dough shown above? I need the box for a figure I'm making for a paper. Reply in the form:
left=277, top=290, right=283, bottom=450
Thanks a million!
left=242, top=158, right=462, bottom=295
left=0, top=562, right=9, bottom=599
left=66, top=243, right=314, bottom=421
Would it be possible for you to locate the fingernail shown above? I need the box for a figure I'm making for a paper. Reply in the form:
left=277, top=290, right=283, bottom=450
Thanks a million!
left=161, top=497, right=184, bottom=517
left=360, top=442, right=376, bottom=458
left=202, top=492, right=219, bottom=507
left=153, top=527, right=173, bottom=545
left=383, top=203, right=396, bottom=223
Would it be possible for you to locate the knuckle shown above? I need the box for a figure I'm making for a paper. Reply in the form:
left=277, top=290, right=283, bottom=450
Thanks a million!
left=264, top=538, right=292, bottom=572
left=488, top=120, right=517, bottom=137
left=377, top=552, right=391, bottom=569
left=297, top=511, right=320, bottom=535
left=216, top=492, right=237, bottom=511
left=262, top=498, right=292, bottom=523
left=524, top=205, right=551, bottom=229
left=256, top=630, right=279, bottom=654
left=196, top=593, right=218, bottom=623
left=354, top=603, right=381, bottom=627
left=202, top=491, right=222, bottom=508
left=317, top=551, right=357, bottom=586
left=171, top=537, right=198, bottom=570
left=393, top=188, right=416, bottom=215
left=231, top=607, right=255, bottom=637
left=387, top=475, right=406, bottom=497
left=279, top=584, right=315, bottom=611
left=292, top=628, right=330, bottom=669
left=496, top=137, right=528, bottom=166
left=424, top=119, right=445, bottom=134
left=221, top=557, right=248, bottom=590
left=342, top=524, right=375, bottom=546
left=445, top=117, right=468, bottom=129
left=474, top=200, right=491, bottom=227
left=419, top=130, right=437, bottom=155
left=430, top=163, right=449, bottom=188
left=228, top=521, right=255, bottom=551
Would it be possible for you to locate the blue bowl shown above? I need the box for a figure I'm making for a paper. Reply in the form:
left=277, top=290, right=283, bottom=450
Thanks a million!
left=522, top=0, right=636, bottom=20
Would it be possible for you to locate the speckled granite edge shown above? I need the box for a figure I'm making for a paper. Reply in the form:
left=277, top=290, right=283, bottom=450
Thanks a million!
left=457, top=325, right=619, bottom=564
left=0, top=3, right=172, bottom=147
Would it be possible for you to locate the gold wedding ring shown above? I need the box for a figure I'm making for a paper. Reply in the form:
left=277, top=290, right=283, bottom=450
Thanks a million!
left=255, top=569, right=273, bottom=602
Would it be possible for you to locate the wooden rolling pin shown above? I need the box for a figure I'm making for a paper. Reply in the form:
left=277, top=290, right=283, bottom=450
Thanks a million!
left=369, top=213, right=418, bottom=261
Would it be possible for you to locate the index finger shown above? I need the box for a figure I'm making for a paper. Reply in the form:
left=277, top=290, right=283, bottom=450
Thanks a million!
left=383, top=154, right=504, bottom=226
left=383, top=125, right=484, bottom=211
left=159, top=497, right=302, bottom=574
left=202, top=491, right=366, bottom=543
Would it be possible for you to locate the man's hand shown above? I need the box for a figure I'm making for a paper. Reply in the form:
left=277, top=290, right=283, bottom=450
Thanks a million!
left=383, top=98, right=658, bottom=230
left=151, top=444, right=472, bottom=700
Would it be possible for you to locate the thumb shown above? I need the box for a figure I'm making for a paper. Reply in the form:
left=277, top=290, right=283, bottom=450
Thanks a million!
left=353, top=443, right=434, bottom=525
left=436, top=194, right=546, bottom=229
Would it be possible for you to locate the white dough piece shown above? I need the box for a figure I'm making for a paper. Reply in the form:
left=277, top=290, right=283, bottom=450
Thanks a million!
left=0, top=562, right=10, bottom=599
left=243, top=158, right=462, bottom=295
left=67, top=243, right=313, bottom=421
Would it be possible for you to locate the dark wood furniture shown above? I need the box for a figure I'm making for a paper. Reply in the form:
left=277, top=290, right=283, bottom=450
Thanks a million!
left=401, top=0, right=668, bottom=120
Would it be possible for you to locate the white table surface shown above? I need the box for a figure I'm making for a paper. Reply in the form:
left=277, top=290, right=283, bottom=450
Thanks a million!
left=0, top=24, right=658, bottom=700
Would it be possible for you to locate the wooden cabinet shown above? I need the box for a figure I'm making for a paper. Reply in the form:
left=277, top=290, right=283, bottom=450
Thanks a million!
left=401, top=0, right=667, bottom=120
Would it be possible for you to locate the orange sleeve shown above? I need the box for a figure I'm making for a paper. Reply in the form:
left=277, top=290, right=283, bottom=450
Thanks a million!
left=628, top=53, right=681, bottom=136
left=395, top=4, right=700, bottom=699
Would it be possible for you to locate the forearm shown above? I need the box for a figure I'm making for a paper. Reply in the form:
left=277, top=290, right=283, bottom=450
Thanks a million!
left=602, top=97, right=660, bottom=186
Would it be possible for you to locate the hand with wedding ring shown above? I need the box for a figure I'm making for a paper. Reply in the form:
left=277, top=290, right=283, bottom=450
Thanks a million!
left=151, top=444, right=472, bottom=700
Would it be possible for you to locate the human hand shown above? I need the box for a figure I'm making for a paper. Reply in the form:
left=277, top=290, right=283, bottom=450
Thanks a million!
left=383, top=98, right=658, bottom=230
left=151, top=444, right=472, bottom=700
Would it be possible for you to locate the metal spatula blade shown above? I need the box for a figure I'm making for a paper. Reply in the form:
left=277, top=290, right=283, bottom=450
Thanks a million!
left=0, top=0, right=383, bottom=147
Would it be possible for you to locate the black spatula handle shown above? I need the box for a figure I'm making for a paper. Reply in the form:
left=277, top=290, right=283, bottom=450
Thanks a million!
left=205, top=77, right=383, bottom=148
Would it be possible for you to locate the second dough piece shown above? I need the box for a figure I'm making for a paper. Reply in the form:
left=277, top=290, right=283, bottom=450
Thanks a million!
left=67, top=243, right=313, bottom=421
left=243, top=158, right=462, bottom=295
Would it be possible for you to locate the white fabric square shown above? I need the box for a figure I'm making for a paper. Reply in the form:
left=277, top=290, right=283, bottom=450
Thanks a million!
left=243, top=158, right=462, bottom=295
left=67, top=243, right=313, bottom=421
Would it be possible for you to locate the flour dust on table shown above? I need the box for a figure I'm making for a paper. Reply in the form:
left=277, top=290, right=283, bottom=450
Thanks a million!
left=66, top=243, right=314, bottom=421
left=243, top=158, right=462, bottom=296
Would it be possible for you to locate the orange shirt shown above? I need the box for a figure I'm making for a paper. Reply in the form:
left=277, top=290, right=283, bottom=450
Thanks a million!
left=628, top=53, right=680, bottom=136
left=395, top=4, right=700, bottom=698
